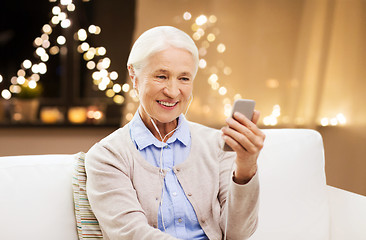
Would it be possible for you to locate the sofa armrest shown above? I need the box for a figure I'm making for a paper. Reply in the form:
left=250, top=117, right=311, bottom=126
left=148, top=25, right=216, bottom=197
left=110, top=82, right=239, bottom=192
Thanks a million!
left=327, top=185, right=366, bottom=239
left=0, top=154, right=78, bottom=240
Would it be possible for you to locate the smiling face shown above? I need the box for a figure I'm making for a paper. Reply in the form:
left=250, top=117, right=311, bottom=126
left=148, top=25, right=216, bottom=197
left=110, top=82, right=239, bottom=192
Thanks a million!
left=133, top=46, right=195, bottom=131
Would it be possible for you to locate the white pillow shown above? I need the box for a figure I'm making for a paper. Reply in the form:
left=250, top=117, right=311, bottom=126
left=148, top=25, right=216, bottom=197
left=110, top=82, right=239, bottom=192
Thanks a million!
left=248, top=129, right=330, bottom=240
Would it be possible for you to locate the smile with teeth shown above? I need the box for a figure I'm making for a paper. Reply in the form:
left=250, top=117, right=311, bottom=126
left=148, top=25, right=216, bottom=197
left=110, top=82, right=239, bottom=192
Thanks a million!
left=157, top=100, right=178, bottom=107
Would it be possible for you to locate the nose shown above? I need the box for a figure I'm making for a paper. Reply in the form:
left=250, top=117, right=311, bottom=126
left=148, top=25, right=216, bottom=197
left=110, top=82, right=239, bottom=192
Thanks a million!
left=163, top=79, right=180, bottom=99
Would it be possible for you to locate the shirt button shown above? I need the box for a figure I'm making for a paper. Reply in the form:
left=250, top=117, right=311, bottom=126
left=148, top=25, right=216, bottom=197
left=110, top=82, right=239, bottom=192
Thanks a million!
left=172, top=192, right=177, bottom=197
left=188, top=193, right=192, bottom=196
left=178, top=218, right=183, bottom=223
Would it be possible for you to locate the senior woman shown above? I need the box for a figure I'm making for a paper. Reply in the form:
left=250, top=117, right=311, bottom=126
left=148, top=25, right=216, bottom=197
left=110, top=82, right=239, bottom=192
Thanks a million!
left=85, top=26, right=265, bottom=240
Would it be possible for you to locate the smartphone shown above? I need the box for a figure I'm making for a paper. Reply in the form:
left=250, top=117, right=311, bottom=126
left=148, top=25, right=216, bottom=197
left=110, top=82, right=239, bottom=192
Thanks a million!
left=223, top=99, right=256, bottom=151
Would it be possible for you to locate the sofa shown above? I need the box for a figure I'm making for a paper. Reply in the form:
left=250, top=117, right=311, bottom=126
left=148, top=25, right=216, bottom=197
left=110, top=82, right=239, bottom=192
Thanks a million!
left=0, top=129, right=365, bottom=240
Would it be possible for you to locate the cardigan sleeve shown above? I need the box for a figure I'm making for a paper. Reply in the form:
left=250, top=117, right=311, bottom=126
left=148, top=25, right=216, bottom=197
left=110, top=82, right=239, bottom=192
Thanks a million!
left=85, top=142, right=179, bottom=240
left=218, top=147, right=260, bottom=240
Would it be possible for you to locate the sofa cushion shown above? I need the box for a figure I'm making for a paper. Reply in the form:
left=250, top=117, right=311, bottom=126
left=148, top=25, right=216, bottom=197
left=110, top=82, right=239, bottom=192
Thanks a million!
left=72, top=152, right=103, bottom=239
left=248, top=129, right=330, bottom=240
left=0, top=154, right=78, bottom=240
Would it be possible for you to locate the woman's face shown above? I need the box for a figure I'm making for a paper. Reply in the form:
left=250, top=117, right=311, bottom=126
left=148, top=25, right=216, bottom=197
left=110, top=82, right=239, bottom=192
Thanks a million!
left=135, top=47, right=195, bottom=126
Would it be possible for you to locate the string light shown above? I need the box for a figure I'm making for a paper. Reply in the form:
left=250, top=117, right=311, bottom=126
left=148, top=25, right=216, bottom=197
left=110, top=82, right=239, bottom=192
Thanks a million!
left=52, top=6, right=61, bottom=15
left=17, top=76, right=26, bottom=85
left=113, top=95, right=125, bottom=104
left=208, top=73, right=218, bottom=84
left=1, top=90, right=11, bottom=100
left=77, top=29, right=88, bottom=41
left=86, top=61, right=96, bottom=70
left=58, top=12, right=67, bottom=21
left=80, top=42, right=90, bottom=51
left=207, top=33, right=216, bottom=42
left=60, top=0, right=72, bottom=5
left=208, top=15, right=217, bottom=23
left=263, top=105, right=281, bottom=126
left=1, top=0, right=122, bottom=105
left=42, top=24, right=52, bottom=34
left=195, top=15, right=208, bottom=26
left=34, top=38, right=43, bottom=46
left=17, top=69, right=26, bottom=77
left=67, top=4, right=75, bottom=11
left=224, top=103, right=232, bottom=117
left=218, top=86, right=227, bottom=95
left=57, top=36, right=66, bottom=45
left=88, top=25, right=97, bottom=34
left=97, top=47, right=106, bottom=56
left=183, top=12, right=192, bottom=20
left=223, top=67, right=232, bottom=75
left=212, top=82, right=220, bottom=90
left=336, top=113, right=347, bottom=125
left=42, top=40, right=51, bottom=49
left=112, top=84, right=122, bottom=93
left=28, top=80, right=37, bottom=89
left=110, top=71, right=118, bottom=80
left=125, top=112, right=134, bottom=121
left=217, top=43, right=226, bottom=53
left=49, top=46, right=59, bottom=55
left=122, top=83, right=130, bottom=92
left=198, top=59, right=207, bottom=69
left=320, top=113, right=347, bottom=126
left=51, top=16, right=60, bottom=25
left=61, top=19, right=71, bottom=28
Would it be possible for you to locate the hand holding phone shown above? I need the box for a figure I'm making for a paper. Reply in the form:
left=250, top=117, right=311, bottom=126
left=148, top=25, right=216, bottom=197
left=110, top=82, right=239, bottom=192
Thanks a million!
left=223, top=99, right=256, bottom=151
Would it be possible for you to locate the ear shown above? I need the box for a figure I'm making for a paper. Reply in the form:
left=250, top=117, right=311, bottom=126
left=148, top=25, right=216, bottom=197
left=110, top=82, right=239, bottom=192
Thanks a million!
left=127, top=65, right=137, bottom=88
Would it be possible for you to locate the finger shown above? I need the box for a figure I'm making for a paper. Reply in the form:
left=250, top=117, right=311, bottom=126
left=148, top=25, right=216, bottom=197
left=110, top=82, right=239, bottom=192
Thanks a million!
left=252, top=110, right=260, bottom=124
left=222, top=133, right=250, bottom=153
left=226, top=117, right=255, bottom=141
left=222, top=126, right=257, bottom=153
left=225, top=115, right=266, bottom=149
left=232, top=112, right=262, bottom=136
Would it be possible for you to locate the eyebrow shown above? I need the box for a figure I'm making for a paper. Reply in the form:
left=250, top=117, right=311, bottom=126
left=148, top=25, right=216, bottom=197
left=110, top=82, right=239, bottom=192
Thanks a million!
left=153, top=69, right=192, bottom=77
left=154, top=69, right=169, bottom=74
left=180, top=72, right=193, bottom=78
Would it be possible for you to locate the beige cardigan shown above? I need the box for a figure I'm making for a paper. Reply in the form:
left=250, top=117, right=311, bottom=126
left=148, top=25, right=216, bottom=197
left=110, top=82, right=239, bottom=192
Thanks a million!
left=85, top=121, right=259, bottom=240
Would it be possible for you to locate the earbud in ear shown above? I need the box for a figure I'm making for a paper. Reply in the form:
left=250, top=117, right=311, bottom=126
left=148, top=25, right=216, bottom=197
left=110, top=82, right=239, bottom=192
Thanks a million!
left=128, top=65, right=136, bottom=88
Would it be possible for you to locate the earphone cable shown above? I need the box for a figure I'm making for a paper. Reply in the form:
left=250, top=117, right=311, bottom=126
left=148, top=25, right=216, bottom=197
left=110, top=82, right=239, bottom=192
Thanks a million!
left=138, top=95, right=193, bottom=232
left=223, top=159, right=236, bottom=240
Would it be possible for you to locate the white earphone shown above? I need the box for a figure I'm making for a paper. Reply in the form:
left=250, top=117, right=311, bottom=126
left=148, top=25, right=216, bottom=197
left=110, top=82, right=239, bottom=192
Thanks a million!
left=129, top=62, right=194, bottom=231
left=128, top=65, right=136, bottom=89
left=143, top=94, right=193, bottom=231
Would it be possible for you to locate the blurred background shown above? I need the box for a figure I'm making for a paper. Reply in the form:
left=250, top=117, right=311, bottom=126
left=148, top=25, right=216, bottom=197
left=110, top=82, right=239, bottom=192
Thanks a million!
left=0, top=0, right=365, bottom=196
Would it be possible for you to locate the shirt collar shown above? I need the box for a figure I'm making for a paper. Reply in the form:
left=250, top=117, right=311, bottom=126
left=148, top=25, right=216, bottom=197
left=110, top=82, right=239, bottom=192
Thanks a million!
left=130, top=111, right=190, bottom=151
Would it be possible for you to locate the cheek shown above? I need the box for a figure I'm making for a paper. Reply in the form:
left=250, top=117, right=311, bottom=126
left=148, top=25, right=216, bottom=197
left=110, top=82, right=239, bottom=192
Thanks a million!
left=138, top=80, right=161, bottom=100
left=182, top=85, right=193, bottom=98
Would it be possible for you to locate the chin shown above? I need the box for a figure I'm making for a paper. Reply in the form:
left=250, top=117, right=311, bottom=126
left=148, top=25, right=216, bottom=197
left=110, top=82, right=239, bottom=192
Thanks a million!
left=155, top=114, right=181, bottom=124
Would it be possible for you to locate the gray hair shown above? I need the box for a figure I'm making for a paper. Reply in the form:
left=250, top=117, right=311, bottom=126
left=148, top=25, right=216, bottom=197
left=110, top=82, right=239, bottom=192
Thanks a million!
left=127, top=26, right=199, bottom=78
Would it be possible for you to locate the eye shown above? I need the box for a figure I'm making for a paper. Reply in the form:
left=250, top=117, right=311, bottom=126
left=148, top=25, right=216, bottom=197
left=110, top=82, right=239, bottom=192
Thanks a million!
left=180, top=77, right=190, bottom=81
left=156, top=75, right=167, bottom=80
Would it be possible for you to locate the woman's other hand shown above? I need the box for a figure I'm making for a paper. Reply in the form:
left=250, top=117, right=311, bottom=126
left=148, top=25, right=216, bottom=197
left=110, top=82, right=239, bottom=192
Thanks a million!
left=221, top=110, right=265, bottom=184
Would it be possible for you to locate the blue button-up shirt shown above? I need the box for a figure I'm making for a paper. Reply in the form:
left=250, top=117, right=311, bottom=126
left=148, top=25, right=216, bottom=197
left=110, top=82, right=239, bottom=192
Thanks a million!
left=129, top=112, right=208, bottom=239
